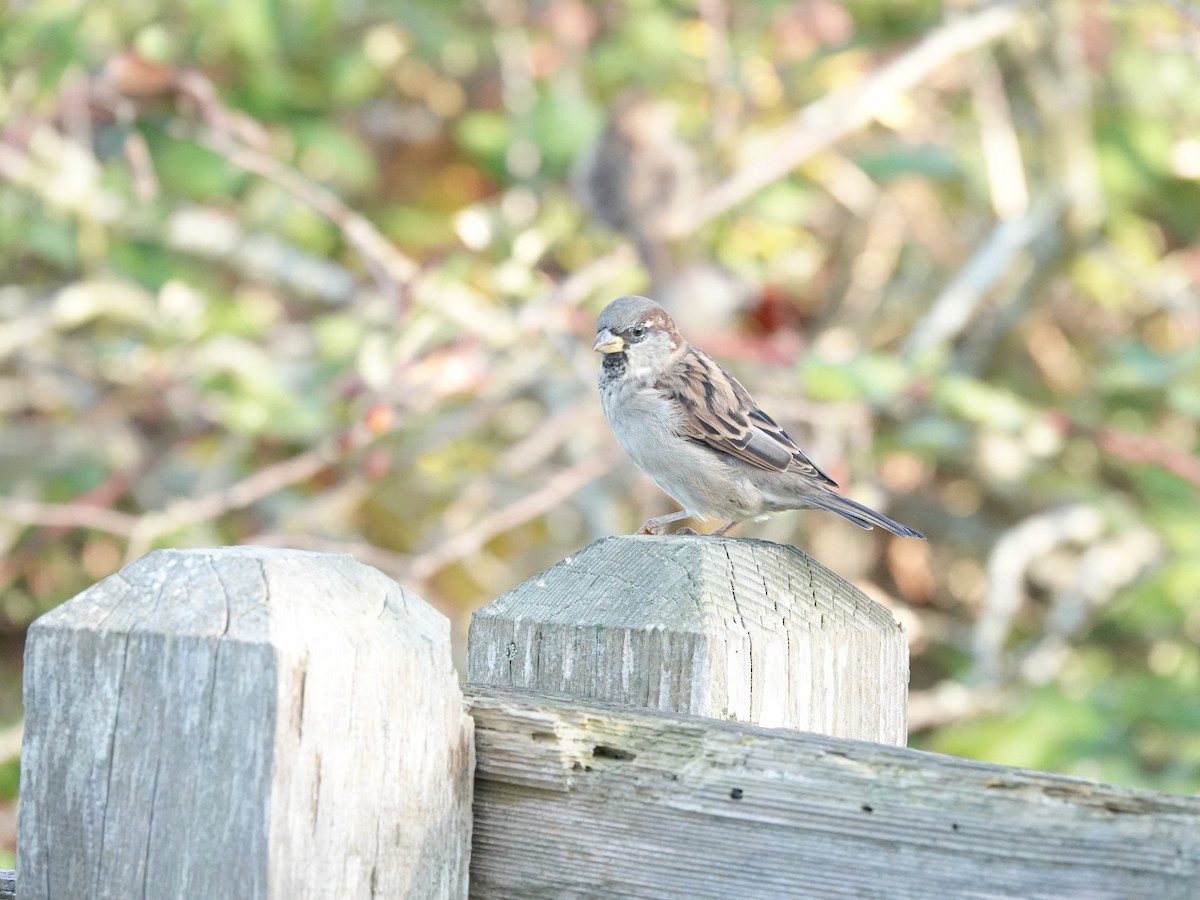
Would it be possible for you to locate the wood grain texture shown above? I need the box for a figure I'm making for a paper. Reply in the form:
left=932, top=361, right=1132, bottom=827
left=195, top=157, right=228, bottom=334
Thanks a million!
left=466, top=687, right=1200, bottom=900
left=18, top=547, right=473, bottom=900
left=469, top=535, right=907, bottom=743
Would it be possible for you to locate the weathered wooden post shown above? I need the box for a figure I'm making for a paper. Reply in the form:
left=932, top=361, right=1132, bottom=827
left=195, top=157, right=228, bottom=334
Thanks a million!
left=464, top=537, right=1200, bottom=897
left=468, top=535, right=907, bottom=744
left=18, top=547, right=473, bottom=899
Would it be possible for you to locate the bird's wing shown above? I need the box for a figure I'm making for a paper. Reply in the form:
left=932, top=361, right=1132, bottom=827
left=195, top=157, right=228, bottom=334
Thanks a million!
left=663, top=348, right=838, bottom=486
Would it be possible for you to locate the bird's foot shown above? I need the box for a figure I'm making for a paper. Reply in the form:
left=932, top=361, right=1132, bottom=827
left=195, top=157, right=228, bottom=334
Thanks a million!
left=710, top=520, right=740, bottom=537
left=636, top=510, right=692, bottom=535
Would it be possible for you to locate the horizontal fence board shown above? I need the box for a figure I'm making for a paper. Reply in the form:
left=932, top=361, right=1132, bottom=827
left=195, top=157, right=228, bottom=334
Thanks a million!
left=466, top=686, right=1200, bottom=899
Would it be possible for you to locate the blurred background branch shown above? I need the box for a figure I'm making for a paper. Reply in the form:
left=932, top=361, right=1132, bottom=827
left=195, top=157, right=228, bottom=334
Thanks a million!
left=698, top=0, right=1029, bottom=223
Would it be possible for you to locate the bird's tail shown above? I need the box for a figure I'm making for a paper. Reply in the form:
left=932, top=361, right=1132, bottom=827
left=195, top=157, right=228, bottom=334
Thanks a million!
left=808, top=491, right=924, bottom=539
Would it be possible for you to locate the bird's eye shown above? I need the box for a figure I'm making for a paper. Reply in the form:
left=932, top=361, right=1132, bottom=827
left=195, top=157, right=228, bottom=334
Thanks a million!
left=631, top=323, right=647, bottom=338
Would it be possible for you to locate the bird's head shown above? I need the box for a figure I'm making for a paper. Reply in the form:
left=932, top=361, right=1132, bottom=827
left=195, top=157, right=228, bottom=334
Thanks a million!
left=593, top=295, right=686, bottom=381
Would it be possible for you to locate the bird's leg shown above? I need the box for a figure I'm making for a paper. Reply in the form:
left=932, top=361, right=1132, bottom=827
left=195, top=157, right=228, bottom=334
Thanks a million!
left=636, top=510, right=692, bottom=535
left=710, top=520, right=740, bottom=537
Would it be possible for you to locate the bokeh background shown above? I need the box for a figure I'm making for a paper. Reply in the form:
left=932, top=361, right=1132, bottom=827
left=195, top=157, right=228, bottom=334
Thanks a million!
left=2, top=0, right=1199, bottom=866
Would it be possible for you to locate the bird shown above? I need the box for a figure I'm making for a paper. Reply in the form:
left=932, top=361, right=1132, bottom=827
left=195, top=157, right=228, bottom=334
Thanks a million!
left=593, top=295, right=924, bottom=539
left=572, top=93, right=697, bottom=292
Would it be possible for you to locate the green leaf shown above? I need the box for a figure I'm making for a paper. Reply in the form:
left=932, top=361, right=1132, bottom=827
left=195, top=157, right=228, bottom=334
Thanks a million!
left=856, top=145, right=962, bottom=182
left=289, top=120, right=379, bottom=193
left=454, top=111, right=511, bottom=179
left=145, top=133, right=246, bottom=202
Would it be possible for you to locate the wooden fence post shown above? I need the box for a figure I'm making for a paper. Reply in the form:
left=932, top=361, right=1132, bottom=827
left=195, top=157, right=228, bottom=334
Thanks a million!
left=17, top=547, right=474, bottom=899
left=468, top=535, right=907, bottom=744
left=462, top=538, right=1200, bottom=897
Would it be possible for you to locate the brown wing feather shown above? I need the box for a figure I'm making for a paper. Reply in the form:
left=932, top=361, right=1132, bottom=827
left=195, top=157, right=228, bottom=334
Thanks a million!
left=663, top=348, right=838, bottom=486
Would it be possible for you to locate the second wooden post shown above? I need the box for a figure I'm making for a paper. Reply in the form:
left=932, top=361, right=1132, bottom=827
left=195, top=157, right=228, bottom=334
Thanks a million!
left=468, top=535, right=908, bottom=745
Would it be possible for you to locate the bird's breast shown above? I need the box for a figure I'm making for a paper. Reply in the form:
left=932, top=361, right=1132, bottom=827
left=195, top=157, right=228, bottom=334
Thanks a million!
left=599, top=374, right=677, bottom=456
left=598, top=372, right=765, bottom=520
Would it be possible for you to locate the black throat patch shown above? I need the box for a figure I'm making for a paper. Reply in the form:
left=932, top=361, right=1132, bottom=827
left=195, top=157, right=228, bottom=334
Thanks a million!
left=601, top=352, right=627, bottom=379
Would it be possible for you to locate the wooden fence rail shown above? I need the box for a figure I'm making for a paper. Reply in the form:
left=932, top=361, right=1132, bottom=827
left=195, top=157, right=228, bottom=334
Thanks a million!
left=466, top=688, right=1200, bottom=899
left=10, top=541, right=1200, bottom=898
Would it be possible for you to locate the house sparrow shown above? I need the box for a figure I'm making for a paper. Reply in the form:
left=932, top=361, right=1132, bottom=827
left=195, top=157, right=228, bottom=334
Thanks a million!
left=572, top=93, right=697, bottom=291
left=594, top=295, right=924, bottom=539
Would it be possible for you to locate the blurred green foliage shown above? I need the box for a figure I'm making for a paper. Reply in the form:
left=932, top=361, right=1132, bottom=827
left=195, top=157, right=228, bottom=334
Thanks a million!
left=1, top=0, right=1199, bottom=864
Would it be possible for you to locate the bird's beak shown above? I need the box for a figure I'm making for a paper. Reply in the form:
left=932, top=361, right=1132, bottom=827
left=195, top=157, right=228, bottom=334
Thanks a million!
left=592, top=329, right=625, bottom=354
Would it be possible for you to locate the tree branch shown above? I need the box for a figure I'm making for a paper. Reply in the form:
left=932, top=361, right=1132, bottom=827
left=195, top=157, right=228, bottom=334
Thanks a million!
left=697, top=0, right=1030, bottom=225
